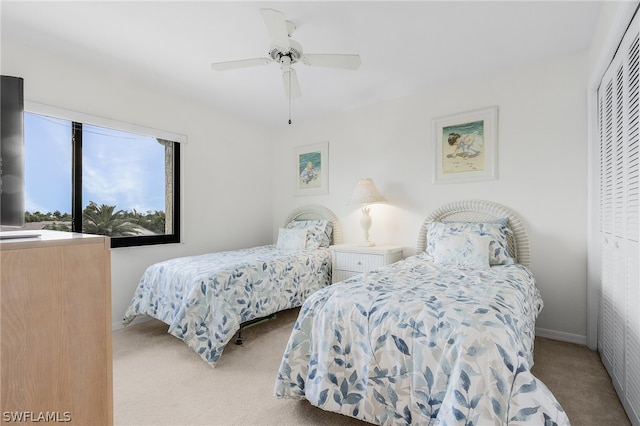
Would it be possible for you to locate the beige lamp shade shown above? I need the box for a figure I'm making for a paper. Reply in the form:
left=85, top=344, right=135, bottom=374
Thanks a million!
left=349, top=178, right=386, bottom=205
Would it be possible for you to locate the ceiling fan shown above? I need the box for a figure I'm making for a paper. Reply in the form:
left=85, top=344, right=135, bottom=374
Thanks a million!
left=211, top=8, right=361, bottom=123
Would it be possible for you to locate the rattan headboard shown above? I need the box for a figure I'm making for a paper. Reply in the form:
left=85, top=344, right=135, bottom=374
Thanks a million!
left=283, top=204, right=344, bottom=245
left=416, top=200, right=530, bottom=267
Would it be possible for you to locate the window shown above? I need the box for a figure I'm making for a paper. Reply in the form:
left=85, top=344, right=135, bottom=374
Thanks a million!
left=24, top=108, right=181, bottom=248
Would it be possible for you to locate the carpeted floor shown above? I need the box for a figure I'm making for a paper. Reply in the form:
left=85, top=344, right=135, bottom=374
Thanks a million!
left=531, top=337, right=630, bottom=426
left=112, top=308, right=630, bottom=425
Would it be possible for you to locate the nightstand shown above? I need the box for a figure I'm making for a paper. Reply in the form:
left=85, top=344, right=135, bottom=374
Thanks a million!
left=331, top=244, right=404, bottom=283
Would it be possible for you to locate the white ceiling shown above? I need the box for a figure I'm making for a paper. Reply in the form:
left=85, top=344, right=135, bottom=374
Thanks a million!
left=1, top=1, right=603, bottom=128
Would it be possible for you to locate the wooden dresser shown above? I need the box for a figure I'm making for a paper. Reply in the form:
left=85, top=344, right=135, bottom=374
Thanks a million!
left=1, top=230, right=112, bottom=425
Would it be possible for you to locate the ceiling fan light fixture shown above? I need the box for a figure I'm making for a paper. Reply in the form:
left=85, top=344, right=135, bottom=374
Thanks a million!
left=269, top=39, right=303, bottom=64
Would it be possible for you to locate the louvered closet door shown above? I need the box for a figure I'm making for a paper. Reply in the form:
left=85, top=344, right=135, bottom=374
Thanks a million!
left=599, top=62, right=626, bottom=387
left=624, top=27, right=639, bottom=424
left=598, top=74, right=615, bottom=372
left=597, top=10, right=639, bottom=425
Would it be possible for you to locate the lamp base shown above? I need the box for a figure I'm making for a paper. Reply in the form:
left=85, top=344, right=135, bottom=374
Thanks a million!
left=359, top=206, right=375, bottom=248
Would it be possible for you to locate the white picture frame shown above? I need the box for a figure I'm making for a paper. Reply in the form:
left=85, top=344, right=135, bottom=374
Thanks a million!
left=434, top=106, right=498, bottom=184
left=294, top=141, right=329, bottom=196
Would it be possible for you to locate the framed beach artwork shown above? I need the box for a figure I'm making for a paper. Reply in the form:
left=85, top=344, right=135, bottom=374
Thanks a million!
left=294, top=141, right=329, bottom=196
left=434, top=106, right=498, bottom=184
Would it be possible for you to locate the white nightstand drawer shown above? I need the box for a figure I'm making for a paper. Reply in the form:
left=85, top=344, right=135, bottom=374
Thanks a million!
left=334, top=252, right=386, bottom=273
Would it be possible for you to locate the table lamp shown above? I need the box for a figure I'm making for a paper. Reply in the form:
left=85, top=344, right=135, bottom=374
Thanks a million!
left=349, top=178, right=386, bottom=246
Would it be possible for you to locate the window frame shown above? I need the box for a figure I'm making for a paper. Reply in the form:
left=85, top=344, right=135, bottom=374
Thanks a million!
left=25, top=102, right=184, bottom=248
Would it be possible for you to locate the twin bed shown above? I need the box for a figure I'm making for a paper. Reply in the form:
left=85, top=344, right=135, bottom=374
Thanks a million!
left=123, top=200, right=569, bottom=425
left=122, top=204, right=343, bottom=367
left=274, top=200, right=570, bottom=425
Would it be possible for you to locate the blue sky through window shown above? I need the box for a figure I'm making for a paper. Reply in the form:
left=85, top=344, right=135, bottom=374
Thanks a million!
left=24, top=112, right=166, bottom=215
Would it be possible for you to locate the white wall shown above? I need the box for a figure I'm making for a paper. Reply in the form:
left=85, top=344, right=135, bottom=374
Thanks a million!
left=2, top=36, right=592, bottom=341
left=1, top=39, right=275, bottom=329
left=272, top=53, right=590, bottom=343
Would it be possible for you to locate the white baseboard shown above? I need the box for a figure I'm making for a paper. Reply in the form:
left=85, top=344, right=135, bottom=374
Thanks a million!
left=536, top=327, right=587, bottom=346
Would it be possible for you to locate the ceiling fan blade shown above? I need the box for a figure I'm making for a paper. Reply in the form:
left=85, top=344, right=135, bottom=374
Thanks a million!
left=260, top=8, right=291, bottom=52
left=211, top=58, right=272, bottom=71
left=282, top=68, right=301, bottom=99
left=301, top=54, right=362, bottom=70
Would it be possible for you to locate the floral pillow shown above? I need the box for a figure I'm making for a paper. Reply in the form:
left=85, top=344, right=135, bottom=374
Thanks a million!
left=320, top=221, right=333, bottom=247
left=276, top=228, right=307, bottom=250
left=431, top=233, right=491, bottom=269
left=425, top=221, right=514, bottom=266
left=285, top=219, right=332, bottom=249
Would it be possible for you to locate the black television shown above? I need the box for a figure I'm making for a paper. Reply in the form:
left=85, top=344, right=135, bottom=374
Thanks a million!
left=0, top=75, right=25, bottom=228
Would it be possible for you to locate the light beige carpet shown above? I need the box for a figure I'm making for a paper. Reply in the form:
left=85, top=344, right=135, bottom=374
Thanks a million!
left=113, top=308, right=629, bottom=426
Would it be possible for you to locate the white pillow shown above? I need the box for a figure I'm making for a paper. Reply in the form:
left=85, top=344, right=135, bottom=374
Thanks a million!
left=285, top=219, right=330, bottom=249
left=276, top=228, right=307, bottom=250
left=431, top=233, right=491, bottom=269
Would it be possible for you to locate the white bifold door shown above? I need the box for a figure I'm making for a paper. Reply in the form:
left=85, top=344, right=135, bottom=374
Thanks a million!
left=597, top=9, right=639, bottom=425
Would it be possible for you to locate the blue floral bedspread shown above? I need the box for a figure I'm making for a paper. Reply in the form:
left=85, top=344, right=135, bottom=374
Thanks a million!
left=274, top=255, right=570, bottom=425
left=123, top=245, right=332, bottom=367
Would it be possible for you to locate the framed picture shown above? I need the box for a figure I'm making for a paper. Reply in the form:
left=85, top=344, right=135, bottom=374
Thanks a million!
left=434, top=106, right=498, bottom=184
left=294, top=141, right=329, bottom=196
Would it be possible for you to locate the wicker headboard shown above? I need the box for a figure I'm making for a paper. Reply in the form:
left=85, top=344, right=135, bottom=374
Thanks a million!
left=283, top=205, right=344, bottom=245
left=416, top=200, right=531, bottom=267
